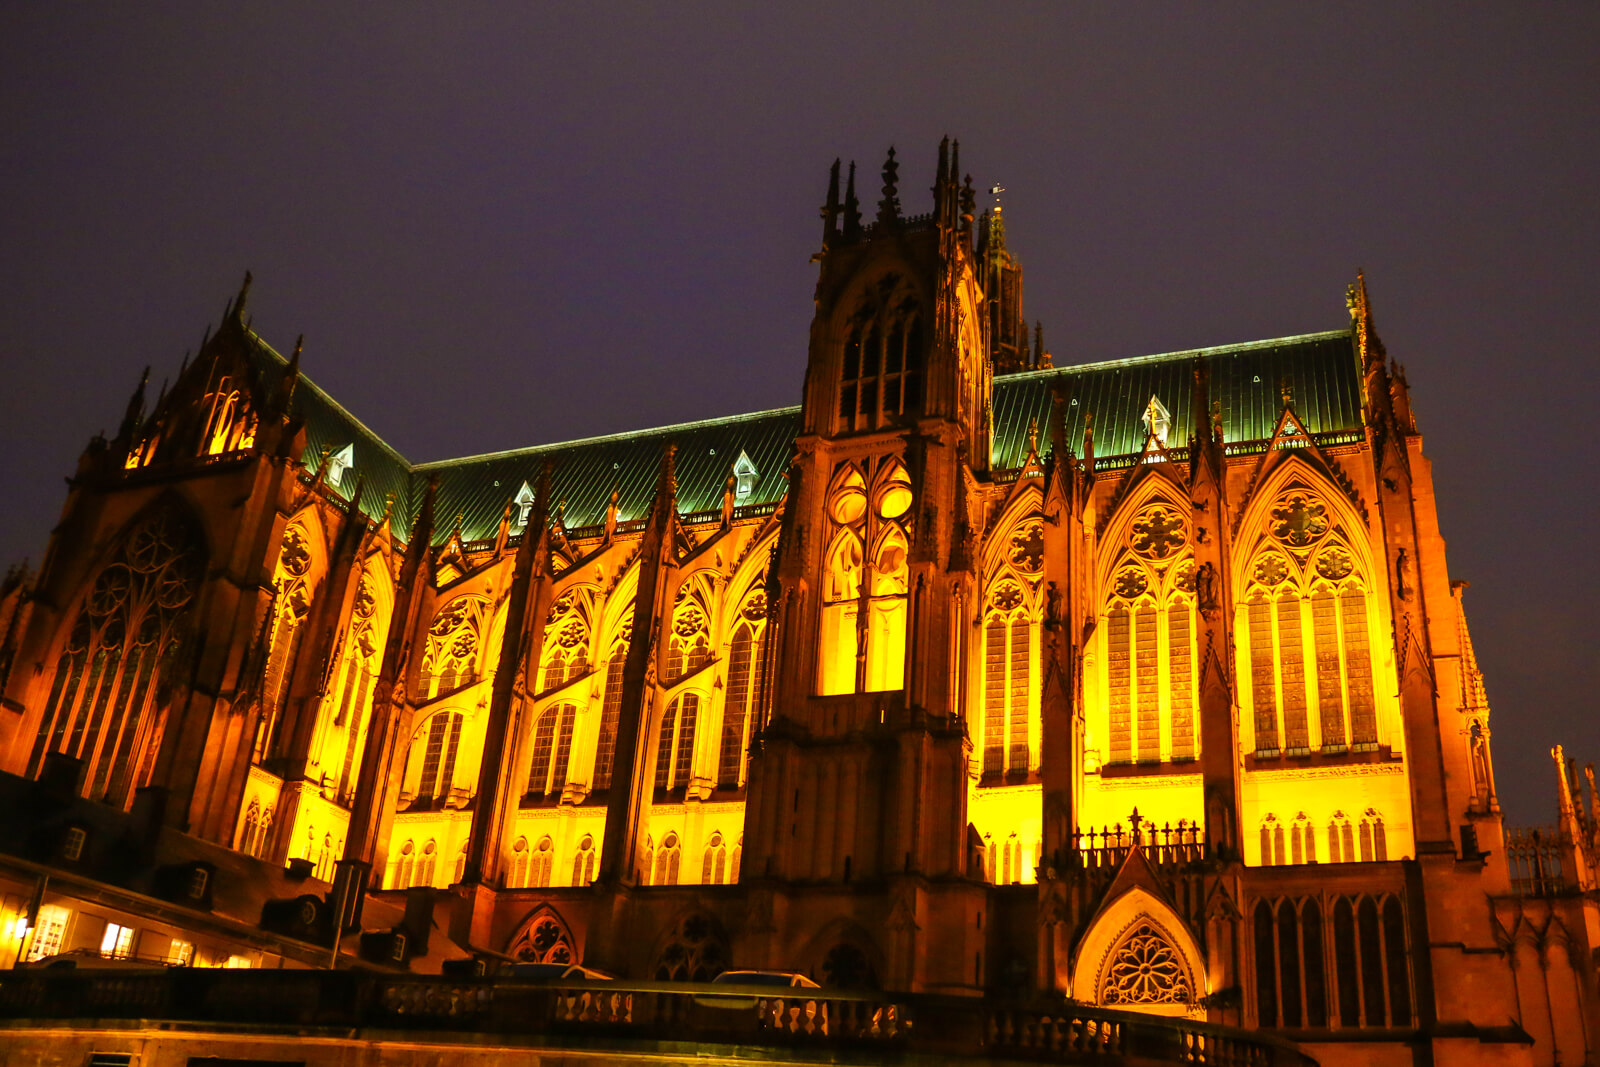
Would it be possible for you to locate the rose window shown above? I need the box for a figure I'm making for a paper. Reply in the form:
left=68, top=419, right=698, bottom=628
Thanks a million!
left=1101, top=922, right=1192, bottom=1005
left=1315, top=545, right=1354, bottom=581
left=1270, top=494, right=1329, bottom=548
left=1114, top=567, right=1149, bottom=599
left=1010, top=523, right=1045, bottom=574
left=1253, top=555, right=1289, bottom=587
left=1131, top=506, right=1186, bottom=560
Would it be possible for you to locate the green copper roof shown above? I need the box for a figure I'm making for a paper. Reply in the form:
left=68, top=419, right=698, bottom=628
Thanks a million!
left=416, top=407, right=802, bottom=546
left=244, top=327, right=1361, bottom=549
left=990, top=329, right=1361, bottom=469
left=245, top=335, right=415, bottom=540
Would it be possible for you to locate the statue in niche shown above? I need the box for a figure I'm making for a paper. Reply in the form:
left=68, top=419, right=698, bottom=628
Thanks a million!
left=1469, top=721, right=1493, bottom=808
left=1195, top=562, right=1219, bottom=618
left=1395, top=547, right=1413, bottom=601
left=1045, top=581, right=1062, bottom=630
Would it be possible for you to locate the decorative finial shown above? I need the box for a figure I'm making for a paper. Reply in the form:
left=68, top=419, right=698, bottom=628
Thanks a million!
left=877, top=146, right=900, bottom=225
left=1027, top=416, right=1039, bottom=456
left=960, top=173, right=975, bottom=227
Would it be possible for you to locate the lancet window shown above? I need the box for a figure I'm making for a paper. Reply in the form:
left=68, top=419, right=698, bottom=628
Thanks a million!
left=327, top=572, right=382, bottom=804
left=1242, top=491, right=1379, bottom=757
left=702, top=831, right=729, bottom=884
left=983, top=580, right=1034, bottom=778
left=509, top=838, right=529, bottom=887
left=530, top=836, right=554, bottom=888
left=526, top=703, right=576, bottom=799
left=653, top=832, right=682, bottom=885
left=405, top=710, right=464, bottom=809
left=837, top=279, right=923, bottom=432
left=393, top=841, right=415, bottom=889
left=655, top=693, right=700, bottom=791
left=1259, top=815, right=1287, bottom=866
left=571, top=835, right=597, bottom=886
left=1255, top=894, right=1410, bottom=1029
left=417, top=595, right=487, bottom=700
left=539, top=591, right=592, bottom=693
left=718, top=590, right=769, bottom=787
left=29, top=502, right=205, bottom=805
left=819, top=460, right=911, bottom=695
left=417, top=840, right=437, bottom=887
left=592, top=640, right=627, bottom=789
left=1101, top=502, right=1198, bottom=765
left=253, top=523, right=316, bottom=764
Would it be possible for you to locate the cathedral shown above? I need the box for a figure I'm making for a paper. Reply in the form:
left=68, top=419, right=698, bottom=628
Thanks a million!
left=0, top=140, right=1594, bottom=1067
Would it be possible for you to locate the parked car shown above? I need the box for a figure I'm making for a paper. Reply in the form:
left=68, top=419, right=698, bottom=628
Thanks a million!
left=694, top=969, right=820, bottom=1009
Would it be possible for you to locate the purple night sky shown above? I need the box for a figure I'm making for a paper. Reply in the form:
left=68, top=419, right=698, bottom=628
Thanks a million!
left=1, top=5, right=1595, bottom=824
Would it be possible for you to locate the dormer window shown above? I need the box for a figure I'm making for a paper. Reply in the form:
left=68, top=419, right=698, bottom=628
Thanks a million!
left=186, top=867, right=209, bottom=900
left=325, top=443, right=355, bottom=488
left=62, top=826, right=87, bottom=862
left=514, top=481, right=536, bottom=527
left=732, top=451, right=759, bottom=502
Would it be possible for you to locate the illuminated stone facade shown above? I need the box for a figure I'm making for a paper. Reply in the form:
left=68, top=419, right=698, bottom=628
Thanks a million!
left=0, top=140, right=1594, bottom=1066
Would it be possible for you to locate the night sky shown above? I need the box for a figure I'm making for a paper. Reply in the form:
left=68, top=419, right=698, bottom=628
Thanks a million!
left=2, top=6, right=1595, bottom=825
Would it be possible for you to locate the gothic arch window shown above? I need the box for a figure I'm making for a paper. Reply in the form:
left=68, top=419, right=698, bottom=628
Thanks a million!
left=1325, top=894, right=1411, bottom=1028
left=640, top=835, right=655, bottom=885
left=239, top=800, right=260, bottom=856
left=531, top=836, right=554, bottom=887
left=1100, top=501, right=1198, bottom=766
left=1098, top=919, right=1194, bottom=1007
left=1290, top=813, right=1317, bottom=865
left=453, top=841, right=468, bottom=884
left=1328, top=811, right=1356, bottom=863
left=404, top=710, right=464, bottom=810
left=511, top=911, right=575, bottom=965
left=702, top=831, right=728, bottom=884
left=253, top=522, right=317, bottom=763
left=417, top=840, right=438, bottom=887
left=509, top=837, right=529, bottom=888
left=653, top=832, right=682, bottom=886
left=29, top=501, right=205, bottom=804
left=592, top=639, right=627, bottom=789
left=330, top=570, right=384, bottom=804
left=719, top=591, right=769, bottom=788
left=417, top=595, right=487, bottom=700
left=818, top=461, right=912, bottom=696
left=667, top=601, right=712, bottom=685
left=653, top=914, right=726, bottom=981
left=1259, top=814, right=1286, bottom=866
left=539, top=590, right=593, bottom=694
left=838, top=282, right=923, bottom=432
left=393, top=840, right=415, bottom=889
left=1241, top=490, right=1380, bottom=757
left=730, top=834, right=742, bottom=883
left=1359, top=809, right=1387, bottom=862
left=655, top=693, right=700, bottom=792
left=983, top=580, right=1033, bottom=778
left=571, top=834, right=597, bottom=886
left=526, top=704, right=577, bottom=799
left=1253, top=898, right=1329, bottom=1028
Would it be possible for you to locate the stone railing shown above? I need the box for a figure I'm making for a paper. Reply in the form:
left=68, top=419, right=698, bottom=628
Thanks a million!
left=1506, top=826, right=1566, bottom=897
left=0, top=970, right=1315, bottom=1065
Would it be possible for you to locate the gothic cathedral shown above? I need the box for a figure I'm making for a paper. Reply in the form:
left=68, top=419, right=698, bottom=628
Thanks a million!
left=0, top=140, right=1593, bottom=1067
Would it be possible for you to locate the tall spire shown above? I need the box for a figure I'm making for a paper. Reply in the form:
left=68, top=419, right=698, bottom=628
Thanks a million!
left=117, top=366, right=150, bottom=442
left=876, top=146, right=900, bottom=227
left=821, top=158, right=841, bottom=245
left=843, top=161, right=862, bottom=238
left=232, top=270, right=253, bottom=323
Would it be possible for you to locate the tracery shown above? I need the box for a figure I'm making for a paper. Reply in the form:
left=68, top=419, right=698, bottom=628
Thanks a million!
left=29, top=501, right=205, bottom=805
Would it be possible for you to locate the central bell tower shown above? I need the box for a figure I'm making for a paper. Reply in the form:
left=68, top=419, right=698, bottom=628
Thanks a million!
left=743, top=141, right=994, bottom=988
